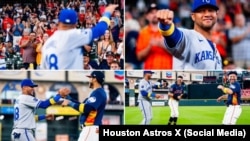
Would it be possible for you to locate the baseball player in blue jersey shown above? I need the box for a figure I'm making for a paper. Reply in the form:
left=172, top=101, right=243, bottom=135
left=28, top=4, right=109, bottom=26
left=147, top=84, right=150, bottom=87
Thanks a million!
left=11, top=78, right=70, bottom=141
left=61, top=71, right=106, bottom=141
left=167, top=76, right=187, bottom=125
left=40, top=4, right=118, bottom=70
left=156, top=0, right=222, bottom=70
left=138, top=71, right=161, bottom=125
left=217, top=71, right=242, bottom=125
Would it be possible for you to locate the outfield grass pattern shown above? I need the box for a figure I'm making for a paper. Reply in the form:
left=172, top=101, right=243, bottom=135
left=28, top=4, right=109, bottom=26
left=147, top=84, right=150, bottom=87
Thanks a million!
left=125, top=106, right=250, bottom=125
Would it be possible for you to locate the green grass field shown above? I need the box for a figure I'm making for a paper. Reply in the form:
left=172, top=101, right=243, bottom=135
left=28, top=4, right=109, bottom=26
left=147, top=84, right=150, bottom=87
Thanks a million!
left=125, top=106, right=250, bottom=125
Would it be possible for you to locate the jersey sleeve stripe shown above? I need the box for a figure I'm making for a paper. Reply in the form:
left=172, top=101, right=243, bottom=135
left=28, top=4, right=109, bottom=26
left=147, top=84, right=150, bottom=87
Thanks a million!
left=49, top=98, right=56, bottom=105
left=79, top=104, right=84, bottom=113
left=158, top=23, right=175, bottom=36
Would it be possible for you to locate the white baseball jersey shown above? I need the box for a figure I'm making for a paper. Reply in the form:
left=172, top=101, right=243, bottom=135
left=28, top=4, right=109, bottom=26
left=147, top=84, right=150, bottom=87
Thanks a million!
left=13, top=94, right=41, bottom=129
left=137, top=79, right=154, bottom=125
left=40, top=28, right=92, bottom=70
left=165, top=28, right=222, bottom=70
left=138, top=79, right=154, bottom=101
left=11, top=94, right=41, bottom=141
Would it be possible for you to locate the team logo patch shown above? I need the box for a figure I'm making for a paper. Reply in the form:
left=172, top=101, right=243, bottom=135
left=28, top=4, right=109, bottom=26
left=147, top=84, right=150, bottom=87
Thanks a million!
left=33, top=98, right=38, bottom=102
left=87, top=97, right=96, bottom=103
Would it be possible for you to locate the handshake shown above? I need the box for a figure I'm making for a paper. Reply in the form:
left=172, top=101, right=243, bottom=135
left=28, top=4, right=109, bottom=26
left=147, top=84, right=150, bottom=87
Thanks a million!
left=57, top=87, right=73, bottom=107
left=58, top=87, right=71, bottom=98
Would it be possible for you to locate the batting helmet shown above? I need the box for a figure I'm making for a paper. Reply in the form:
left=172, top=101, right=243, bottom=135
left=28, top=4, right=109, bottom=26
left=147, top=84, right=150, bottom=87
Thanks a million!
left=86, top=71, right=105, bottom=84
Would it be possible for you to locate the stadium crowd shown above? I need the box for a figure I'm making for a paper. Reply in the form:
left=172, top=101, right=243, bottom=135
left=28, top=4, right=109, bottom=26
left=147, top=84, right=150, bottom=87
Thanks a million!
left=125, top=0, right=250, bottom=70
left=0, top=0, right=124, bottom=70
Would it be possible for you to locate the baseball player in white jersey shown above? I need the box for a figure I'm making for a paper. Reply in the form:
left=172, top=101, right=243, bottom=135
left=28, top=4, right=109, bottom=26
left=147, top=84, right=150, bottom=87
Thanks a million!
left=11, top=79, right=70, bottom=141
left=156, top=0, right=222, bottom=70
left=138, top=71, right=161, bottom=125
left=217, top=71, right=242, bottom=125
left=40, top=4, right=118, bottom=70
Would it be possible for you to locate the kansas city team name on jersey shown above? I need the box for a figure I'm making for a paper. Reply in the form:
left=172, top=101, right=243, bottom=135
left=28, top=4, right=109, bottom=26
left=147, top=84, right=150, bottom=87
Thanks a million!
left=195, top=50, right=217, bottom=64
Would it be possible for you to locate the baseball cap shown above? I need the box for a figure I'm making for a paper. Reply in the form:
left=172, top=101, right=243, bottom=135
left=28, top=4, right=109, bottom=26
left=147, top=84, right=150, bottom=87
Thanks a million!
left=147, top=3, right=158, bottom=13
left=86, top=71, right=105, bottom=84
left=106, top=51, right=114, bottom=57
left=83, top=52, right=90, bottom=57
left=143, top=71, right=154, bottom=74
left=59, top=9, right=78, bottom=24
left=177, top=76, right=183, bottom=79
left=21, top=79, right=38, bottom=88
left=192, top=0, right=219, bottom=12
left=227, top=71, right=237, bottom=76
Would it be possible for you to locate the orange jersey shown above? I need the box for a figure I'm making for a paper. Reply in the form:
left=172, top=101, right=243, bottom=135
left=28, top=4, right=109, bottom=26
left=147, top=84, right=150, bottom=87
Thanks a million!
left=136, top=25, right=173, bottom=69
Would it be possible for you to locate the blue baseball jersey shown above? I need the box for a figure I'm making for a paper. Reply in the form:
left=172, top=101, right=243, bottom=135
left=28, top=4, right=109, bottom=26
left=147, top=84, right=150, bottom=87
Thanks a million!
left=169, top=83, right=185, bottom=97
left=81, top=88, right=107, bottom=125
left=227, top=81, right=241, bottom=106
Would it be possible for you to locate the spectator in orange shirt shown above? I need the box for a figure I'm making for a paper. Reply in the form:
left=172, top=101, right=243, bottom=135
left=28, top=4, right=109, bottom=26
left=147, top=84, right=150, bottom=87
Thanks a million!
left=136, top=3, right=173, bottom=69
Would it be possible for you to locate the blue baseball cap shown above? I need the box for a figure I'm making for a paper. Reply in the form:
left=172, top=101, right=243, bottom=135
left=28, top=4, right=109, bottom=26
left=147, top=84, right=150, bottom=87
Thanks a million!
left=59, top=9, right=78, bottom=24
left=192, top=0, right=219, bottom=12
left=143, top=71, right=154, bottom=74
left=21, top=79, right=38, bottom=88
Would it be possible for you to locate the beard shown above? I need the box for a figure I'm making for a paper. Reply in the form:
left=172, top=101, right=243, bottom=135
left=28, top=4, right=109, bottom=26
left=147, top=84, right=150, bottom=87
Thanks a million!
left=199, top=20, right=216, bottom=31
left=89, top=82, right=93, bottom=88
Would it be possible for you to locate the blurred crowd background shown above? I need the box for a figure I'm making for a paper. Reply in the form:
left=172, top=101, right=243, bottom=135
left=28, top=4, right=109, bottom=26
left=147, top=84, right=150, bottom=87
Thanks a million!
left=125, top=0, right=250, bottom=70
left=0, top=0, right=124, bottom=70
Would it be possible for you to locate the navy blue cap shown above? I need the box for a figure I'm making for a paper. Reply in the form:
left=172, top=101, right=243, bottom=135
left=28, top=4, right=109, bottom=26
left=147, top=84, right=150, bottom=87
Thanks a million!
left=177, top=76, right=183, bottom=79
left=59, top=9, right=78, bottom=24
left=192, top=0, right=219, bottom=12
left=86, top=71, right=105, bottom=84
left=21, top=79, right=38, bottom=88
left=143, top=71, right=154, bottom=74
left=147, top=3, right=158, bottom=13
left=106, top=51, right=115, bottom=57
left=227, top=71, right=237, bottom=76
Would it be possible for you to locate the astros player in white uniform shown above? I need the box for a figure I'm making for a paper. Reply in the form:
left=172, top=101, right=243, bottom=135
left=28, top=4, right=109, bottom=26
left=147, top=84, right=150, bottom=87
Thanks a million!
left=156, top=0, right=222, bottom=70
left=40, top=4, right=118, bottom=70
left=217, top=71, right=242, bottom=125
left=138, top=71, right=161, bottom=125
left=11, top=79, right=70, bottom=141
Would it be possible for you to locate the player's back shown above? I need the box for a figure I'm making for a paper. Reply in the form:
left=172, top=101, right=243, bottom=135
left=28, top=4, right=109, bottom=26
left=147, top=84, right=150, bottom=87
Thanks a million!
left=40, top=28, right=92, bottom=70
